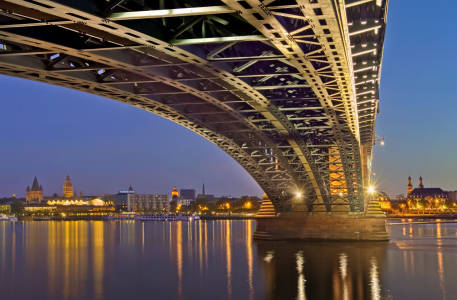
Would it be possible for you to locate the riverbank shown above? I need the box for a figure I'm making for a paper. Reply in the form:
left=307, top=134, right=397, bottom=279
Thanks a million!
left=387, top=214, right=457, bottom=219
left=18, top=216, right=105, bottom=221
left=200, top=215, right=255, bottom=220
left=18, top=215, right=255, bottom=221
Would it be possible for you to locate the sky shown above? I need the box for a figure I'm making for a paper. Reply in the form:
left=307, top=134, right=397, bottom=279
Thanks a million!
left=1, top=0, right=456, bottom=198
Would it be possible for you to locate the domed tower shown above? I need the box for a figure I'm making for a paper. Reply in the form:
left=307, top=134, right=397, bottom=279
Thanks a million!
left=171, top=186, right=179, bottom=199
left=63, top=174, right=73, bottom=198
left=418, top=176, right=424, bottom=189
left=407, top=176, right=413, bottom=196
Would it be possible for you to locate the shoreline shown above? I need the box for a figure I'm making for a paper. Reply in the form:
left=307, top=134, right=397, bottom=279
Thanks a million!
left=18, top=215, right=256, bottom=221
left=387, top=214, right=457, bottom=219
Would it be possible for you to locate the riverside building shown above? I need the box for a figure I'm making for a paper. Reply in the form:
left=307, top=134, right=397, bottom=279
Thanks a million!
left=116, top=186, right=168, bottom=212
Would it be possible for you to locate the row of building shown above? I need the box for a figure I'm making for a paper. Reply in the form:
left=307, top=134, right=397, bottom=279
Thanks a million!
left=24, top=175, right=220, bottom=212
left=377, top=176, right=457, bottom=210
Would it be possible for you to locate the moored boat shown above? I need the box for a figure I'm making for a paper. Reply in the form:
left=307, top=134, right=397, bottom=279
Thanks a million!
left=0, top=215, right=18, bottom=221
left=33, top=217, right=51, bottom=221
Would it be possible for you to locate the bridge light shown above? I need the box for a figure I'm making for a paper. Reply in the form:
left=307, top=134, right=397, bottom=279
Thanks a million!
left=296, top=193, right=302, bottom=198
left=368, top=186, right=375, bottom=194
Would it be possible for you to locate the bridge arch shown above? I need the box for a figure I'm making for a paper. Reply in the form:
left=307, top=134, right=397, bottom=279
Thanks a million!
left=0, top=0, right=388, bottom=213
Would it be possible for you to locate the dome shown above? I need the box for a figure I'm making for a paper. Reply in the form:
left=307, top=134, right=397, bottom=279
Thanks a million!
left=172, top=186, right=179, bottom=197
left=128, top=185, right=133, bottom=191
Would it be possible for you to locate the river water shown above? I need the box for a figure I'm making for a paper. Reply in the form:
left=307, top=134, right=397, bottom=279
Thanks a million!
left=0, top=220, right=456, bottom=300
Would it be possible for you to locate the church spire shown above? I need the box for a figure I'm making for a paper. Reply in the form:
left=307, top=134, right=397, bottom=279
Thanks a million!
left=31, top=175, right=40, bottom=191
left=202, top=182, right=205, bottom=195
left=407, top=176, right=413, bottom=195
left=418, top=176, right=424, bottom=188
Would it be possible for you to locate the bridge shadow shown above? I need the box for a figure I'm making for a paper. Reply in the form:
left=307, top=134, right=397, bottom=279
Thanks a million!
left=256, top=240, right=390, bottom=300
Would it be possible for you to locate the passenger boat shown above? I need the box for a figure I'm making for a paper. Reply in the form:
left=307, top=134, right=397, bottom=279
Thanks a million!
left=0, top=215, right=17, bottom=221
left=103, top=213, right=136, bottom=221
left=104, top=213, right=200, bottom=221
left=138, top=213, right=200, bottom=221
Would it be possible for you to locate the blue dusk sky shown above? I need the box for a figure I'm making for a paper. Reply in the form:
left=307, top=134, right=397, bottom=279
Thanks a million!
left=0, top=0, right=456, bottom=198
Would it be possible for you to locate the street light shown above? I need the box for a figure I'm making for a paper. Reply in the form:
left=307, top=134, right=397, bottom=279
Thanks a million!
left=296, top=192, right=302, bottom=198
left=368, top=186, right=375, bottom=194
left=375, top=135, right=385, bottom=146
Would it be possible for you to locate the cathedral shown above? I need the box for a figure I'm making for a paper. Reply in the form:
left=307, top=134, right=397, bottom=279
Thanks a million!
left=26, top=176, right=43, bottom=202
left=26, top=174, right=82, bottom=203
left=407, top=176, right=449, bottom=203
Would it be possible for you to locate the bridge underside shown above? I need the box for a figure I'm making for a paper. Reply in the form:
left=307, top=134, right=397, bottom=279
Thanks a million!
left=0, top=0, right=388, bottom=216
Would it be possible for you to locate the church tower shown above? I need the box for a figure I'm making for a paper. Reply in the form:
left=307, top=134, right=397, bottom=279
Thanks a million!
left=407, top=176, right=413, bottom=196
left=26, top=175, right=43, bottom=202
left=418, top=176, right=424, bottom=189
left=63, top=174, right=73, bottom=198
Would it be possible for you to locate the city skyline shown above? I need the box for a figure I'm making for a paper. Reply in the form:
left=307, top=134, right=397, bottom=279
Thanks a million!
left=7, top=171, right=254, bottom=198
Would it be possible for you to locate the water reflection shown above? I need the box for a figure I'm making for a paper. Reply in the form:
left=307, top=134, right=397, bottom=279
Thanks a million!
left=295, top=251, right=306, bottom=300
left=256, top=240, right=388, bottom=300
left=1, top=221, right=457, bottom=300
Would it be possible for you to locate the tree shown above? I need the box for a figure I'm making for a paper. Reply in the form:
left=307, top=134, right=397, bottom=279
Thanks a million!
left=191, top=198, right=212, bottom=213
left=169, top=200, right=178, bottom=212
left=10, top=201, right=24, bottom=215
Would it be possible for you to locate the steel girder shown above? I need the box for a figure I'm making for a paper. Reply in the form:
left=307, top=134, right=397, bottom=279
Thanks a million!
left=0, top=0, right=389, bottom=213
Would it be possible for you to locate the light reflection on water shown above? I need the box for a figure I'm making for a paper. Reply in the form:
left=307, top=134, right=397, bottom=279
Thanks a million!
left=0, top=220, right=457, bottom=299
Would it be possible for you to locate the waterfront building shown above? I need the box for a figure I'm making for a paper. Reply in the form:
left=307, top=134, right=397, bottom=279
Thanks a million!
left=396, top=194, right=405, bottom=200
left=180, top=188, right=196, bottom=201
left=407, top=176, right=450, bottom=208
left=26, top=176, right=43, bottom=202
left=377, top=191, right=391, bottom=210
left=116, top=186, right=168, bottom=212
left=196, top=183, right=215, bottom=202
left=0, top=205, right=10, bottom=213
left=448, top=191, right=457, bottom=201
left=46, top=198, right=105, bottom=206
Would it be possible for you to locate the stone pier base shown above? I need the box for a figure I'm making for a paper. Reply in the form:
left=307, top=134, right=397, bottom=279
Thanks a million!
left=253, top=214, right=389, bottom=241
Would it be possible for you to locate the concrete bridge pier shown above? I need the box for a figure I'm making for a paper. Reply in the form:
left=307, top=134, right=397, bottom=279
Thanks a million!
left=253, top=194, right=389, bottom=241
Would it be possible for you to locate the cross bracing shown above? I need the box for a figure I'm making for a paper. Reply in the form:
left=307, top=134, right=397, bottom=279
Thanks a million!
left=0, top=0, right=388, bottom=213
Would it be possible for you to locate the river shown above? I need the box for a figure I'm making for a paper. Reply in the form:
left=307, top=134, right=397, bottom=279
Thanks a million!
left=0, top=220, right=455, bottom=300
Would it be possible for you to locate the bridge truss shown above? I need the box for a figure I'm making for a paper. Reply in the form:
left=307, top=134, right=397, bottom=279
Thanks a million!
left=0, top=0, right=388, bottom=213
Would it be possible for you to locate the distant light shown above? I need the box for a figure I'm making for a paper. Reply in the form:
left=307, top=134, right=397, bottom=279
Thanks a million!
left=368, top=186, right=375, bottom=194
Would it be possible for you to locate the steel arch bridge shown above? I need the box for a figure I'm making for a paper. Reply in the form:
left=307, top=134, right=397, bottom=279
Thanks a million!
left=0, top=0, right=388, bottom=214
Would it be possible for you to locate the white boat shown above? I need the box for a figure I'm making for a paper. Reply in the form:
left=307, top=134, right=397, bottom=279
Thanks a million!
left=0, top=215, right=18, bottom=221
